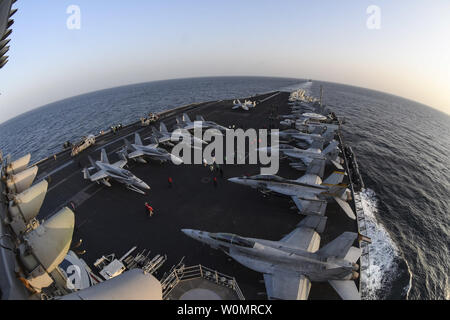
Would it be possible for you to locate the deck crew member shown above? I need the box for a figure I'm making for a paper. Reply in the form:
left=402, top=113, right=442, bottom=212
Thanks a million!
left=145, top=202, right=154, bottom=217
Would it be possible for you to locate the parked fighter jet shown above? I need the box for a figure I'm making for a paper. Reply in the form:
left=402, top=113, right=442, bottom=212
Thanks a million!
left=232, top=99, right=256, bottom=110
left=271, top=128, right=335, bottom=145
left=121, top=133, right=183, bottom=165
left=296, top=122, right=339, bottom=135
left=258, top=140, right=343, bottom=170
left=196, top=115, right=230, bottom=132
left=228, top=159, right=355, bottom=219
left=146, top=121, right=207, bottom=148
left=181, top=219, right=361, bottom=300
left=148, top=122, right=174, bottom=146
left=83, top=148, right=150, bottom=194
left=174, top=113, right=229, bottom=132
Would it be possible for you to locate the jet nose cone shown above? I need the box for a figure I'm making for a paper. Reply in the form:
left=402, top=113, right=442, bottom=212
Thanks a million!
left=140, top=181, right=151, bottom=190
left=181, top=229, right=197, bottom=238
left=181, top=228, right=191, bottom=235
left=228, top=177, right=246, bottom=185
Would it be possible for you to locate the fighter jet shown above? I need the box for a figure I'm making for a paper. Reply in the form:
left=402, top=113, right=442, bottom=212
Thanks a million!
left=232, top=99, right=256, bottom=111
left=146, top=121, right=207, bottom=149
left=174, top=113, right=229, bottom=132
left=121, top=133, right=183, bottom=165
left=181, top=218, right=361, bottom=300
left=296, top=122, right=339, bottom=135
left=258, top=140, right=344, bottom=170
left=148, top=123, right=174, bottom=147
left=83, top=148, right=150, bottom=194
left=271, top=128, right=335, bottom=146
left=228, top=159, right=356, bottom=219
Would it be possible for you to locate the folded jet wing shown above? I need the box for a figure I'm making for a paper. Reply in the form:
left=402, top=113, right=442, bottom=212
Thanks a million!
left=291, top=196, right=328, bottom=216
left=263, top=215, right=326, bottom=300
left=87, top=170, right=109, bottom=182
left=317, top=232, right=361, bottom=299
left=290, top=159, right=327, bottom=215
left=264, top=273, right=311, bottom=300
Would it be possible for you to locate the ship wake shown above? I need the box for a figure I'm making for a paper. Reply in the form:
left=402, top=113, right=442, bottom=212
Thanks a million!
left=359, top=188, right=412, bottom=299
left=279, top=81, right=313, bottom=93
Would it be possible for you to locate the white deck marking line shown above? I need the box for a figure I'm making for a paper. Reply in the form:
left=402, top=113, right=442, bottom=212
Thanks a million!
left=36, top=160, right=74, bottom=182
left=94, top=127, right=146, bottom=151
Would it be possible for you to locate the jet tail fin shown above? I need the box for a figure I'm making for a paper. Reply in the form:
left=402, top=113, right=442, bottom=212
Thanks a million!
left=322, top=140, right=339, bottom=155
left=115, top=150, right=128, bottom=168
left=82, top=168, right=90, bottom=180
left=310, top=139, right=323, bottom=150
left=123, top=138, right=133, bottom=151
left=196, top=115, right=206, bottom=122
left=305, top=158, right=325, bottom=178
left=334, top=196, right=356, bottom=220
left=88, top=155, right=96, bottom=168
left=134, top=133, right=143, bottom=146
left=118, top=147, right=129, bottom=161
left=328, top=280, right=361, bottom=300
left=322, top=171, right=346, bottom=185
left=297, top=215, right=327, bottom=233
left=322, top=131, right=335, bottom=143
left=311, top=126, right=325, bottom=135
left=182, top=113, right=191, bottom=123
left=146, top=135, right=158, bottom=145
left=317, top=232, right=357, bottom=259
left=329, top=159, right=344, bottom=170
left=160, top=122, right=169, bottom=133
left=100, top=149, right=109, bottom=163
left=344, top=246, right=362, bottom=263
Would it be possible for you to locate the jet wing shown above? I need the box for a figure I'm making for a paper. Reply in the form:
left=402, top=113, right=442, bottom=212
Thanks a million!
left=295, top=159, right=325, bottom=184
left=263, top=273, right=311, bottom=300
left=279, top=215, right=326, bottom=252
left=291, top=196, right=327, bottom=216
left=328, top=280, right=361, bottom=300
left=89, top=170, right=108, bottom=182
left=127, top=150, right=145, bottom=159
left=317, top=232, right=357, bottom=259
left=112, top=160, right=127, bottom=169
left=334, top=197, right=356, bottom=220
left=305, top=158, right=325, bottom=178
left=310, top=140, right=324, bottom=150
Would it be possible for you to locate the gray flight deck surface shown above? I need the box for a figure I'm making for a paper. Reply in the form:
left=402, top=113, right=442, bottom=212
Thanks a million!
left=34, top=91, right=358, bottom=300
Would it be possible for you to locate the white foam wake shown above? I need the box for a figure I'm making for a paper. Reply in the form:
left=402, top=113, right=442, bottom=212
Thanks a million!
left=279, top=81, right=313, bottom=94
left=358, top=188, right=410, bottom=299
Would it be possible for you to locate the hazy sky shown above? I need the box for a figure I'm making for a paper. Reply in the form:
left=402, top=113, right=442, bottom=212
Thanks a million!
left=0, top=0, right=449, bottom=122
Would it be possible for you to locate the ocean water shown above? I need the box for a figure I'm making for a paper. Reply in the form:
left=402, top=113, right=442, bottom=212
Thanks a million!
left=0, top=76, right=448, bottom=300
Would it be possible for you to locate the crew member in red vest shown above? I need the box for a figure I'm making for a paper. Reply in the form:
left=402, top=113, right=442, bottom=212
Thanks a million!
left=145, top=202, right=154, bottom=217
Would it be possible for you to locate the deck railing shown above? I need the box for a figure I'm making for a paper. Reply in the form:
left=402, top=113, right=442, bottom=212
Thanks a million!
left=161, top=264, right=245, bottom=300
left=337, top=129, right=371, bottom=298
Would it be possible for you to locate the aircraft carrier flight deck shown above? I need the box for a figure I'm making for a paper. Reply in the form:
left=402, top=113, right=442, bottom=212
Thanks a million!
left=20, top=90, right=363, bottom=300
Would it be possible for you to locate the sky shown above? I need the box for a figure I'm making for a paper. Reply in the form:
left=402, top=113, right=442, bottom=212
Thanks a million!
left=0, top=0, right=449, bottom=122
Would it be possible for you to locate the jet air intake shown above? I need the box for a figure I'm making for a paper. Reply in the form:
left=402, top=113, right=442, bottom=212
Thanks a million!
left=18, top=207, right=75, bottom=291
left=8, top=180, right=48, bottom=234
